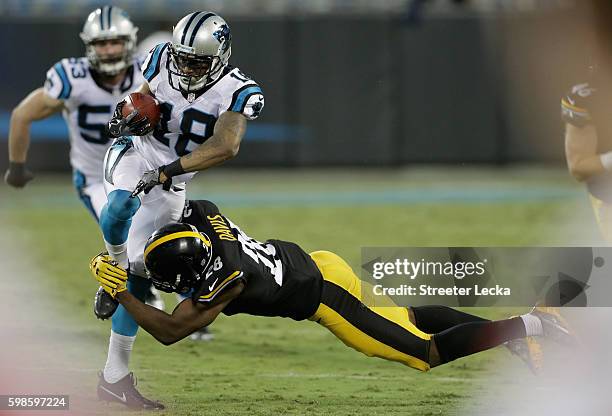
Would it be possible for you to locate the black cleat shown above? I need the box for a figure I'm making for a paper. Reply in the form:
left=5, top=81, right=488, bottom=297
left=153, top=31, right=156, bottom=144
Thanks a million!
left=94, top=287, right=119, bottom=320
left=97, top=372, right=164, bottom=410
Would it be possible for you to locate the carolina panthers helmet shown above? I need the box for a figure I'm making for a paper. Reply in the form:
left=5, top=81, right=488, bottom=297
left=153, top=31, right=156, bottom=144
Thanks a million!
left=80, top=6, right=138, bottom=76
left=143, top=223, right=212, bottom=294
left=168, top=11, right=232, bottom=93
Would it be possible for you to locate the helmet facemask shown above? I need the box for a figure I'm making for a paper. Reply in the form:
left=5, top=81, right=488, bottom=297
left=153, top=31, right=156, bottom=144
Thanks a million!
left=168, top=45, right=223, bottom=93
left=147, top=258, right=201, bottom=294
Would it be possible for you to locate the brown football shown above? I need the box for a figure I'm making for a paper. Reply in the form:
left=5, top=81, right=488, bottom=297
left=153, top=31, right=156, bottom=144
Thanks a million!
left=121, top=92, right=161, bottom=129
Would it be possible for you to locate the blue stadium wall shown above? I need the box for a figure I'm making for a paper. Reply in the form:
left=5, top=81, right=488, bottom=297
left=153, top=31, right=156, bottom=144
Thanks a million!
left=0, top=11, right=590, bottom=171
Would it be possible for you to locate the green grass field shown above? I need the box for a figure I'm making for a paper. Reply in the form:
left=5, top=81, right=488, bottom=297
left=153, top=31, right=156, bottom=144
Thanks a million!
left=0, top=167, right=598, bottom=415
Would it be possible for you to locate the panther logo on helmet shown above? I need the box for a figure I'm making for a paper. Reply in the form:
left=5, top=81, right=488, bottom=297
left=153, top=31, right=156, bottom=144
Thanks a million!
left=212, top=24, right=231, bottom=55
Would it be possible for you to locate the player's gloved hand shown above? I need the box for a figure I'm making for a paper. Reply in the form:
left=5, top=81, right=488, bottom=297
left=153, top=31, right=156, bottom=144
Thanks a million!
left=107, top=100, right=153, bottom=138
left=130, top=166, right=172, bottom=197
left=561, top=83, right=595, bottom=127
left=4, top=161, right=34, bottom=188
left=89, top=252, right=128, bottom=298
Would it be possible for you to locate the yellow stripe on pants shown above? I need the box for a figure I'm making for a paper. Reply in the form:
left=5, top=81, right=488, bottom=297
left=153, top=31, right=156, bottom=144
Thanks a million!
left=309, top=250, right=431, bottom=372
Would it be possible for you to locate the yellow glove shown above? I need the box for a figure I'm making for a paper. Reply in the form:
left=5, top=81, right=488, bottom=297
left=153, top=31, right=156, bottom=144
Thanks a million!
left=89, top=252, right=128, bottom=298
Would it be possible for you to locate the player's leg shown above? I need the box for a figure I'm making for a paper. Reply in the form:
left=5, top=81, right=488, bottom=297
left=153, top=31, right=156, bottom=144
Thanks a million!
left=96, top=140, right=164, bottom=409
left=309, top=250, right=432, bottom=371
left=100, top=139, right=146, bottom=269
left=73, top=170, right=104, bottom=222
left=308, top=250, right=546, bottom=370
left=103, top=185, right=186, bottom=384
left=409, top=305, right=542, bottom=372
left=409, top=305, right=488, bottom=333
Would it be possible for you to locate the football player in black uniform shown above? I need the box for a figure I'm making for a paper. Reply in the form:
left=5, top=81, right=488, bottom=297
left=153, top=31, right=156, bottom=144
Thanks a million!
left=90, top=200, right=573, bottom=375
left=562, top=77, right=612, bottom=243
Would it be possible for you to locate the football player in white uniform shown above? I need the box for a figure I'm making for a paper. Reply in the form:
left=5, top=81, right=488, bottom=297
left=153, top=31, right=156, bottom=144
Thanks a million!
left=4, top=6, right=142, bottom=222
left=95, top=12, right=263, bottom=409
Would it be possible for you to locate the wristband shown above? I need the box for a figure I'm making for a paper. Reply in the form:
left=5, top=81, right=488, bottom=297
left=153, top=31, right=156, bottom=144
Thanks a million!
left=600, top=152, right=612, bottom=171
left=162, top=159, right=186, bottom=178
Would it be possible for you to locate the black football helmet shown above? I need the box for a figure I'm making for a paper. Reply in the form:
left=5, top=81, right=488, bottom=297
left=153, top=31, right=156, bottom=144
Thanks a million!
left=143, top=223, right=212, bottom=294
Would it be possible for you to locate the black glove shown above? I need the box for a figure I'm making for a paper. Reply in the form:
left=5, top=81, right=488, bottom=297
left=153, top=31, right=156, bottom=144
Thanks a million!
left=4, top=161, right=34, bottom=188
left=130, top=166, right=173, bottom=197
left=107, top=100, right=153, bottom=138
left=561, top=83, right=595, bottom=127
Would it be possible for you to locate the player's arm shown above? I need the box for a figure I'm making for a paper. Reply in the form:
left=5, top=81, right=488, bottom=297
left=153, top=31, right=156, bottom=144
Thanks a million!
left=5, top=88, right=64, bottom=187
left=561, top=83, right=609, bottom=181
left=131, top=111, right=247, bottom=196
left=176, top=110, right=246, bottom=173
left=116, top=281, right=244, bottom=345
left=90, top=252, right=244, bottom=345
left=160, top=111, right=245, bottom=181
left=564, top=124, right=605, bottom=182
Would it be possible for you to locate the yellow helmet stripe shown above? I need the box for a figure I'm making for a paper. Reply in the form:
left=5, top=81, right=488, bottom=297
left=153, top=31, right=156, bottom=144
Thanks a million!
left=561, top=98, right=588, bottom=113
left=144, top=230, right=211, bottom=260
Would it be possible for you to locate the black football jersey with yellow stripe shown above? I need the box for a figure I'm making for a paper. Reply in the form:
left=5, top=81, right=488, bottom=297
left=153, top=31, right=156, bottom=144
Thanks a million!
left=183, top=200, right=323, bottom=321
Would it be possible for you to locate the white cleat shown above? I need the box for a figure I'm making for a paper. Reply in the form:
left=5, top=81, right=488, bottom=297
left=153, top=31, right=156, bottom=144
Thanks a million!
left=144, top=286, right=165, bottom=311
left=190, top=327, right=214, bottom=342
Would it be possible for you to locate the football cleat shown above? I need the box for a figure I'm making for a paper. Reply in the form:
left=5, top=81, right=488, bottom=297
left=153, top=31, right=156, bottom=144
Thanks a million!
left=530, top=306, right=576, bottom=346
left=94, top=287, right=119, bottom=320
left=97, top=372, right=164, bottom=410
left=505, top=337, right=543, bottom=375
left=190, top=326, right=214, bottom=342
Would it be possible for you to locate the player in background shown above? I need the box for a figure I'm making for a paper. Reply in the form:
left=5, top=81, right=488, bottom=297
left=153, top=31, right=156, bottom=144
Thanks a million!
left=94, top=12, right=263, bottom=409
left=4, top=6, right=142, bottom=222
left=562, top=77, right=612, bottom=242
left=90, top=200, right=575, bottom=379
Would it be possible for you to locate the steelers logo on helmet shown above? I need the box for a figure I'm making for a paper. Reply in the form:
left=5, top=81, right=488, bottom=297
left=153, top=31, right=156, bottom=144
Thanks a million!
left=168, top=11, right=232, bottom=93
left=80, top=6, right=139, bottom=76
left=143, top=223, right=212, bottom=294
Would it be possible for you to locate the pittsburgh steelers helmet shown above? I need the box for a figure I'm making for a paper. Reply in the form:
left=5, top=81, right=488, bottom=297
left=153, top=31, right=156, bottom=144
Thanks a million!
left=144, top=223, right=212, bottom=294
left=168, top=11, right=232, bottom=93
left=80, top=6, right=138, bottom=76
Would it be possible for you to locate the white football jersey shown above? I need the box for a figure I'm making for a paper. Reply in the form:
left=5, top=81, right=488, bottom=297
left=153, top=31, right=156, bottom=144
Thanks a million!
left=44, top=57, right=145, bottom=179
left=133, top=43, right=265, bottom=184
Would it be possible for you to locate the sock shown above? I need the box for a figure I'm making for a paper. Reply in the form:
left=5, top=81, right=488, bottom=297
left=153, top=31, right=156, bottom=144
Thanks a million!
left=105, top=241, right=128, bottom=269
left=411, top=305, right=489, bottom=333
left=433, top=317, right=527, bottom=365
left=103, top=330, right=136, bottom=383
left=520, top=313, right=543, bottom=337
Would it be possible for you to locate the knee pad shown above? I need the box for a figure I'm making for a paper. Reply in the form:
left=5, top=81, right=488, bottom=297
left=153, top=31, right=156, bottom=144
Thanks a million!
left=105, top=190, right=140, bottom=220
left=100, top=190, right=141, bottom=244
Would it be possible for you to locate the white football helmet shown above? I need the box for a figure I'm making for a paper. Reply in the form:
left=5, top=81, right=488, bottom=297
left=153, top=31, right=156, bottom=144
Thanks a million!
left=80, top=6, right=138, bottom=76
left=168, top=11, right=232, bottom=93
